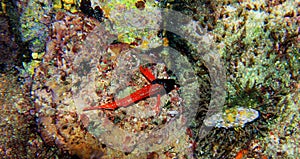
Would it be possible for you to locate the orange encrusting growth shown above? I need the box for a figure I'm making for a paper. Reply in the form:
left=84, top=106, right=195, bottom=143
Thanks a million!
left=235, top=149, right=248, bottom=159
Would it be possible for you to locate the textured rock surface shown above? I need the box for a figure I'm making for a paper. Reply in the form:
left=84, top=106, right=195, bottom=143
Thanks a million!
left=0, top=0, right=299, bottom=158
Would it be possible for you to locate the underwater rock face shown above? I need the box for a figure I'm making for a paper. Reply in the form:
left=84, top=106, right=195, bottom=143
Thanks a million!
left=30, top=2, right=226, bottom=157
left=0, top=15, right=20, bottom=71
left=1, top=0, right=298, bottom=158
left=32, top=11, right=108, bottom=158
left=19, top=0, right=50, bottom=53
left=0, top=72, right=61, bottom=158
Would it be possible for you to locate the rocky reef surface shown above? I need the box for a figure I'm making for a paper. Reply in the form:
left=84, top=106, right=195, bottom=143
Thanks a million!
left=0, top=0, right=299, bottom=158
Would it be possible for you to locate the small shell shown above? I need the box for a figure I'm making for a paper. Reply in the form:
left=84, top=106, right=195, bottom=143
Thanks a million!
left=167, top=110, right=179, bottom=116
left=204, top=107, right=259, bottom=128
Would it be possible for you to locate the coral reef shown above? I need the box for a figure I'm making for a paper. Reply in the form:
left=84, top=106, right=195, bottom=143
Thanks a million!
left=174, top=0, right=299, bottom=158
left=1, top=0, right=299, bottom=158
left=31, top=7, right=206, bottom=158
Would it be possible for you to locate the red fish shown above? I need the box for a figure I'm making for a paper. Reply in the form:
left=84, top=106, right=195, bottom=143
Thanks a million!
left=83, top=65, right=178, bottom=114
